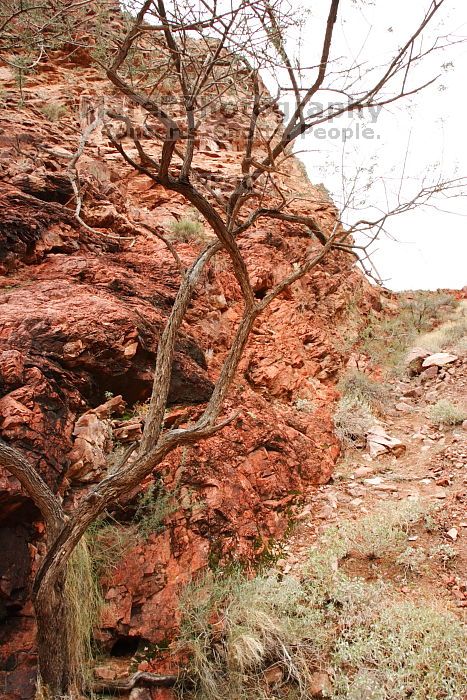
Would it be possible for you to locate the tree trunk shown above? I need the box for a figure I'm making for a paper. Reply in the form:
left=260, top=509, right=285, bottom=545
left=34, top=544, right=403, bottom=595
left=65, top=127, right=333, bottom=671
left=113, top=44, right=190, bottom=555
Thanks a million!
left=33, top=571, right=76, bottom=699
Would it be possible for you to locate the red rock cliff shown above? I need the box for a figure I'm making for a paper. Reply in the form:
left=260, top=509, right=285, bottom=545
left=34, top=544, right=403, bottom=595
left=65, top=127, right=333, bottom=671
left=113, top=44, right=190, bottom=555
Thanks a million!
left=0, top=33, right=380, bottom=698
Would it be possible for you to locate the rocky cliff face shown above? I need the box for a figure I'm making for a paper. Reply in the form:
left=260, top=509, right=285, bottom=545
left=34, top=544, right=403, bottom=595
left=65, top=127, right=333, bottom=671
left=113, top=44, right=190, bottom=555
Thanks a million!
left=0, top=38, right=380, bottom=698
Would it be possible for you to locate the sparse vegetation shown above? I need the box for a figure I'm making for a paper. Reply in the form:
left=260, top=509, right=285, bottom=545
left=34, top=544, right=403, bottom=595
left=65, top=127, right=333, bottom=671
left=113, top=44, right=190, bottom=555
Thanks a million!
left=134, top=480, right=179, bottom=539
left=418, top=301, right=467, bottom=355
left=177, top=509, right=466, bottom=700
left=396, top=546, right=427, bottom=574
left=352, top=292, right=459, bottom=372
left=170, top=217, right=207, bottom=243
left=333, top=396, right=375, bottom=446
left=337, top=369, right=388, bottom=413
left=321, top=501, right=423, bottom=561
left=429, top=399, right=467, bottom=426
left=40, top=102, right=67, bottom=121
left=401, top=292, right=456, bottom=332
left=429, top=543, right=458, bottom=568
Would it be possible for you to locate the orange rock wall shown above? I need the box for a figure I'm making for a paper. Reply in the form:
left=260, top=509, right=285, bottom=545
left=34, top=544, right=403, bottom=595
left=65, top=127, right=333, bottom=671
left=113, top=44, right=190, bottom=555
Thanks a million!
left=0, top=46, right=380, bottom=698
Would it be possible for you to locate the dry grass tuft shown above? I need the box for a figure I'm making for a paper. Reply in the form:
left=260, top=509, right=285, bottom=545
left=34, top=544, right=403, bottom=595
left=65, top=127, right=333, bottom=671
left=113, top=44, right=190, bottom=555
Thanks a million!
left=429, top=399, right=467, bottom=426
left=170, top=218, right=207, bottom=243
left=64, top=538, right=103, bottom=693
left=333, top=396, right=374, bottom=446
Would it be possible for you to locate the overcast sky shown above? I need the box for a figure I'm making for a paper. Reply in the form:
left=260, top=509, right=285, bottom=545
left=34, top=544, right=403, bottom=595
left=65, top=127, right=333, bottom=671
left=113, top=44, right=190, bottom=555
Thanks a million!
left=282, top=0, right=467, bottom=291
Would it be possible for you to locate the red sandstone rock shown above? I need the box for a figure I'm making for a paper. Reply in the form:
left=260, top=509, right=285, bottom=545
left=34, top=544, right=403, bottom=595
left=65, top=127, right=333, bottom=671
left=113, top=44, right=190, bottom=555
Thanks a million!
left=0, top=36, right=379, bottom=698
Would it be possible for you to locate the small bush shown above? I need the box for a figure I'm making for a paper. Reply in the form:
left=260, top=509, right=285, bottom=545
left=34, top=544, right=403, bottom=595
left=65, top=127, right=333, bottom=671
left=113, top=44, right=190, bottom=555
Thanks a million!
left=395, top=546, right=427, bottom=574
left=333, top=396, right=374, bottom=446
left=170, top=218, right=206, bottom=243
left=429, top=543, right=458, bottom=567
left=40, top=102, right=67, bottom=122
left=338, top=370, right=389, bottom=412
left=429, top=399, right=467, bottom=426
left=322, top=501, right=423, bottom=561
left=134, top=481, right=178, bottom=539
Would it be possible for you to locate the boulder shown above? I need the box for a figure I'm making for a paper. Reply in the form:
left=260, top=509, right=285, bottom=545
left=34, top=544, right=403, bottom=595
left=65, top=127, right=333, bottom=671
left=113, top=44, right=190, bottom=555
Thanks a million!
left=405, top=347, right=430, bottom=374
left=308, top=671, right=333, bottom=698
left=367, top=425, right=406, bottom=458
left=422, top=353, right=458, bottom=368
left=421, top=365, right=439, bottom=381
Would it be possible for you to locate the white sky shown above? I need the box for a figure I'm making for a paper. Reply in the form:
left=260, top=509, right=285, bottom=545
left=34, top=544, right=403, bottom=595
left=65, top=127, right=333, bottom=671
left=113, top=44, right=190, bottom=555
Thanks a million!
left=282, top=0, right=467, bottom=290
left=137, top=0, right=466, bottom=290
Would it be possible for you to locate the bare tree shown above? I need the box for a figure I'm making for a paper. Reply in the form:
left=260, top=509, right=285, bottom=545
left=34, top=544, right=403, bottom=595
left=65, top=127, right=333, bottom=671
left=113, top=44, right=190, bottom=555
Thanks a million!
left=0, top=0, right=465, bottom=696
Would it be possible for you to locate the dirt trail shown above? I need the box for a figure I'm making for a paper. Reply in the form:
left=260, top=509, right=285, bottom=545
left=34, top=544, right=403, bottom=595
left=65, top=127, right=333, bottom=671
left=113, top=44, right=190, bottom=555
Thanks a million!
left=280, top=322, right=467, bottom=613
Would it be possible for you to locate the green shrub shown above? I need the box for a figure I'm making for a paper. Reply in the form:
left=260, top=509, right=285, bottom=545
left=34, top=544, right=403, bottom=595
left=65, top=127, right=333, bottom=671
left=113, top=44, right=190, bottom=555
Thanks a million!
left=134, top=480, right=178, bottom=539
left=170, top=217, right=206, bottom=243
left=337, top=370, right=389, bottom=412
left=429, top=399, right=467, bottom=426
